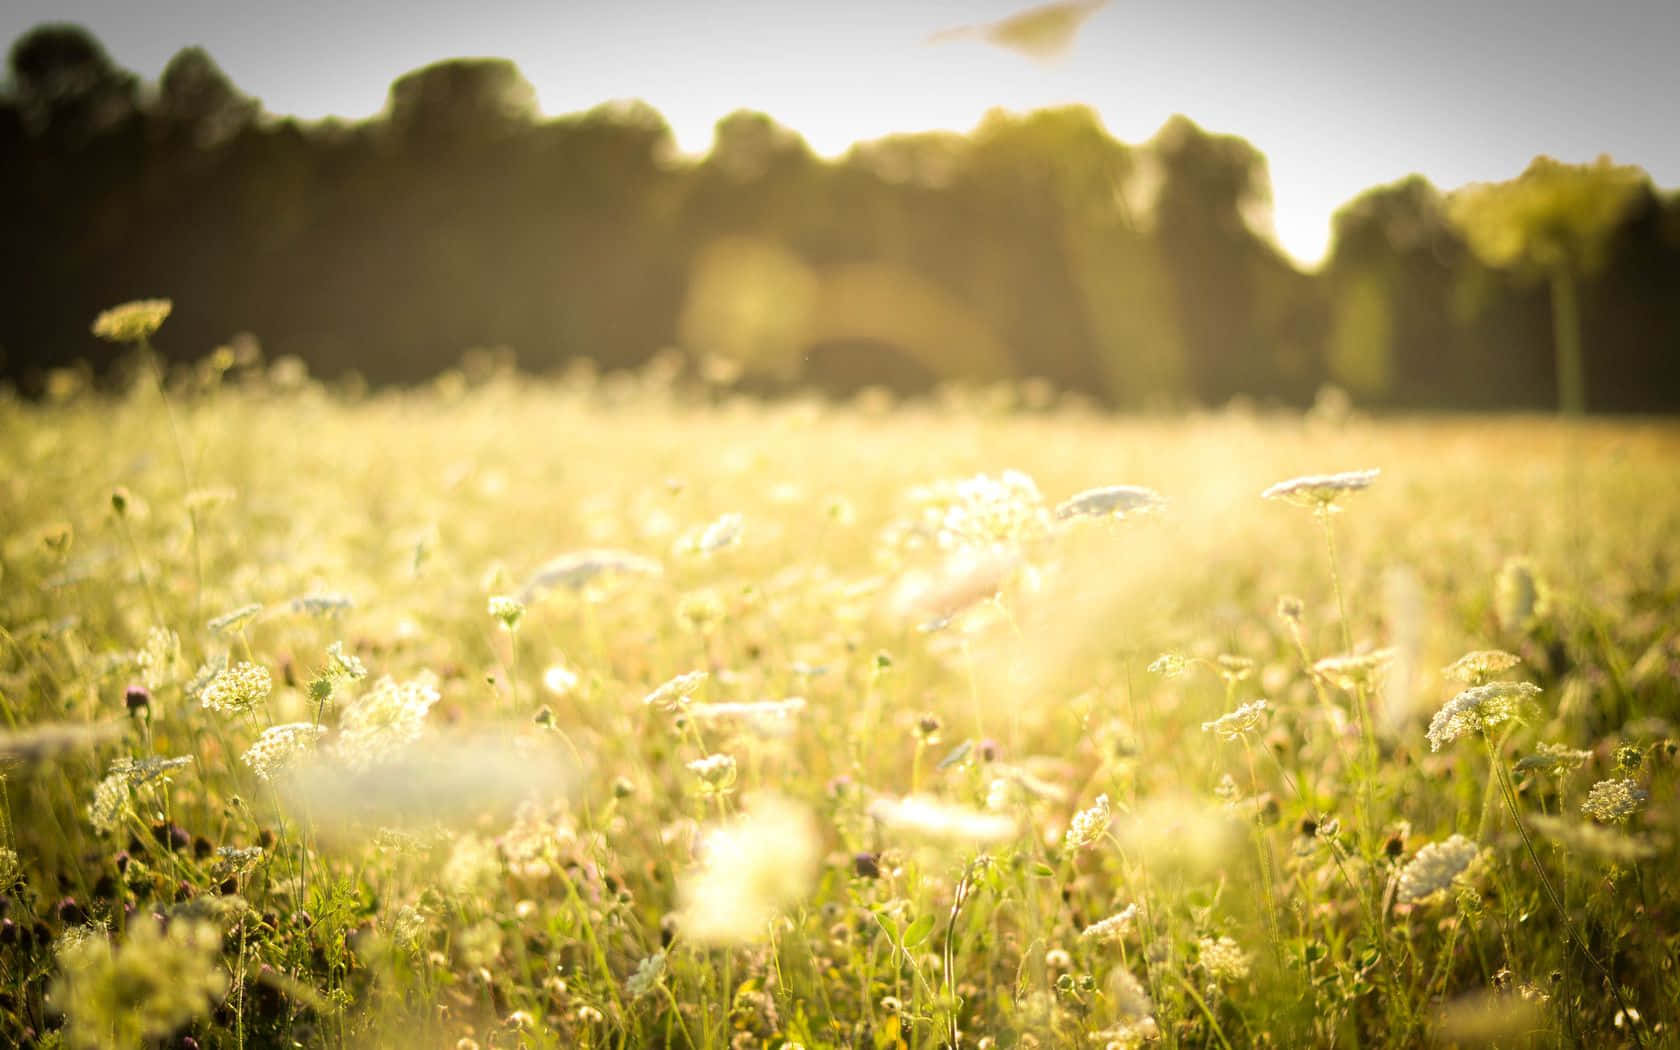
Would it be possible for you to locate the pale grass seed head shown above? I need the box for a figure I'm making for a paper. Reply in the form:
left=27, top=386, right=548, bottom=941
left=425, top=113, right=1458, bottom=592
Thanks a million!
left=1397, top=834, right=1482, bottom=903
left=90, top=298, right=172, bottom=343
left=1260, top=468, right=1380, bottom=512
left=1426, top=681, right=1541, bottom=751
left=1202, top=699, right=1269, bottom=741
left=1580, top=778, right=1648, bottom=824
left=679, top=796, right=820, bottom=945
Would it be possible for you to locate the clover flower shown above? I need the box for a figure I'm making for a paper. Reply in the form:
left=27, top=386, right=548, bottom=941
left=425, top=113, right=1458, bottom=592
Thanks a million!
left=1396, top=834, right=1481, bottom=903
left=1426, top=682, right=1541, bottom=750
left=1581, top=778, right=1648, bottom=824
left=1202, top=699, right=1270, bottom=741
left=1261, top=468, right=1380, bottom=511
left=91, top=299, right=172, bottom=343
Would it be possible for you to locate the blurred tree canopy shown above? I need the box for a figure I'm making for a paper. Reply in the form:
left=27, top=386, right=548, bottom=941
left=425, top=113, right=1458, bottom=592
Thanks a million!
left=4, top=23, right=1678, bottom=412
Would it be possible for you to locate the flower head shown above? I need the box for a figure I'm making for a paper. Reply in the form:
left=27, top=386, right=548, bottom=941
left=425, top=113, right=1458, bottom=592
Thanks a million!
left=1054, top=485, right=1164, bottom=522
left=91, top=299, right=172, bottom=343
left=1064, top=793, right=1111, bottom=851
left=868, top=794, right=1018, bottom=846
left=1581, top=778, right=1649, bottom=824
left=1513, top=742, right=1591, bottom=776
left=334, top=675, right=439, bottom=769
left=242, top=722, right=327, bottom=780
left=1202, top=699, right=1270, bottom=741
left=199, top=661, right=272, bottom=714
left=1081, top=903, right=1139, bottom=943
left=1443, top=649, right=1523, bottom=686
left=679, top=796, right=819, bottom=945
left=1426, top=682, right=1541, bottom=751
left=52, top=915, right=227, bottom=1049
left=1396, top=834, right=1481, bottom=903
left=1261, top=468, right=1380, bottom=511
left=643, top=670, right=709, bottom=710
left=1197, top=936, right=1252, bottom=982
left=1314, top=649, right=1395, bottom=691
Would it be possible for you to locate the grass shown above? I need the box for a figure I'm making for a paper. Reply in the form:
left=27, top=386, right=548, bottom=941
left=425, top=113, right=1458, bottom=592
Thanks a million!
left=2, top=342, right=1678, bottom=1049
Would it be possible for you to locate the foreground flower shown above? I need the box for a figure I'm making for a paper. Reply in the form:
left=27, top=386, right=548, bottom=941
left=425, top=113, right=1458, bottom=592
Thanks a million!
left=1396, top=834, right=1481, bottom=903
left=1064, top=793, right=1111, bottom=850
left=1426, top=682, right=1541, bottom=751
left=1202, top=699, right=1270, bottom=741
left=1053, top=485, right=1164, bottom=521
left=1197, top=936, right=1252, bottom=982
left=334, top=675, right=440, bottom=769
left=1581, top=778, right=1649, bottom=824
left=52, top=916, right=227, bottom=1050
left=868, top=794, right=1018, bottom=846
left=1261, top=468, right=1380, bottom=511
left=91, top=299, right=172, bottom=343
left=679, top=796, right=819, bottom=945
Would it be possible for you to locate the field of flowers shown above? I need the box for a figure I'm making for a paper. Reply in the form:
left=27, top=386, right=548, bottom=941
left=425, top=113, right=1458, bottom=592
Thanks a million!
left=2, top=308, right=1678, bottom=1048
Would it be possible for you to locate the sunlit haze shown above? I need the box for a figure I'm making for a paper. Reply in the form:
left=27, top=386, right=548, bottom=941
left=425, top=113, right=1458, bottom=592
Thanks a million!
left=4, top=0, right=1678, bottom=266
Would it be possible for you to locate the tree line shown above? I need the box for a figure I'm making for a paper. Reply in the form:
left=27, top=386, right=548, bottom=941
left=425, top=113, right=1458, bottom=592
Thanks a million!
left=4, top=24, right=1677, bottom=411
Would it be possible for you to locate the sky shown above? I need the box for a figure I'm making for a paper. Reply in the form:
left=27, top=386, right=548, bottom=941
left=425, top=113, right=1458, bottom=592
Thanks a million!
left=4, top=0, right=1678, bottom=267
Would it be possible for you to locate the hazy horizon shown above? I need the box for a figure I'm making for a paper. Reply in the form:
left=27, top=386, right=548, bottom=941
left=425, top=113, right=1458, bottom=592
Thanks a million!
left=4, top=1, right=1678, bottom=266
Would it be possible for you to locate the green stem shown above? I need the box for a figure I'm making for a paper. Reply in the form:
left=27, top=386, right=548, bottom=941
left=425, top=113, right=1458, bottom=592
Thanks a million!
left=1549, top=268, right=1585, bottom=418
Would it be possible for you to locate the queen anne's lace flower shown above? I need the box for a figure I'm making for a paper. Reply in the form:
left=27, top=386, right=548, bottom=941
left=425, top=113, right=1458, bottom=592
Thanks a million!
left=1580, top=778, right=1649, bottom=824
left=1426, top=682, right=1541, bottom=750
left=1443, top=649, right=1522, bottom=685
left=91, top=299, right=172, bottom=343
left=1054, top=485, right=1164, bottom=521
left=1197, top=936, right=1252, bottom=981
left=1202, top=699, right=1270, bottom=740
left=1065, top=793, right=1112, bottom=850
left=334, top=675, right=439, bottom=769
left=1396, top=834, right=1480, bottom=902
left=1261, top=469, right=1380, bottom=511
left=242, top=723, right=327, bottom=780
left=199, top=662, right=272, bottom=714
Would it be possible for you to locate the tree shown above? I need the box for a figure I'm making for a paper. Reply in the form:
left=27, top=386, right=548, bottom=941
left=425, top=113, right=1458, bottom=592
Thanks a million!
left=6, top=24, right=137, bottom=145
left=1448, top=156, right=1649, bottom=415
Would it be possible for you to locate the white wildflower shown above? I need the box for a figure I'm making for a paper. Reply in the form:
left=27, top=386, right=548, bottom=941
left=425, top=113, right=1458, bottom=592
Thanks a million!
left=1261, top=468, right=1380, bottom=511
left=1396, top=834, right=1481, bottom=903
left=1426, top=682, right=1540, bottom=750
left=679, top=796, right=819, bottom=945
left=1202, top=699, right=1270, bottom=741
left=1053, top=485, right=1164, bottom=521
left=868, top=794, right=1018, bottom=845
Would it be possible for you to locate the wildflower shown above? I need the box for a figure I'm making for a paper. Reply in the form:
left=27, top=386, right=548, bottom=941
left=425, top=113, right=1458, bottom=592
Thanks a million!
left=334, top=675, right=440, bottom=769
left=1514, top=742, right=1591, bottom=776
left=1443, top=649, right=1523, bottom=685
left=1216, top=654, right=1256, bottom=683
left=199, top=661, right=273, bottom=714
left=1581, top=778, right=1648, bottom=824
left=519, top=548, right=663, bottom=602
left=1197, top=936, right=1252, bottom=982
left=90, top=299, right=172, bottom=343
left=1081, top=903, right=1139, bottom=942
left=626, top=952, right=668, bottom=1000
left=1261, top=468, right=1380, bottom=511
left=290, top=592, right=355, bottom=617
left=686, top=698, right=807, bottom=737
left=136, top=627, right=181, bottom=691
left=1396, top=834, right=1481, bottom=903
left=207, top=603, right=264, bottom=635
left=1053, top=485, right=1164, bottom=521
left=542, top=663, right=580, bottom=697
left=1313, top=649, right=1394, bottom=690
left=685, top=512, right=744, bottom=555
left=884, top=470, right=1050, bottom=555
left=679, top=796, right=819, bottom=945
left=869, top=794, right=1018, bottom=846
left=1064, top=794, right=1111, bottom=851
left=643, top=670, right=708, bottom=710
left=325, top=641, right=367, bottom=681
left=1426, top=681, right=1541, bottom=750
left=213, top=845, right=264, bottom=879
left=1202, top=699, right=1269, bottom=741
left=488, top=594, right=526, bottom=630
left=241, top=722, right=327, bottom=780
left=1148, top=653, right=1188, bottom=677
left=687, top=753, right=737, bottom=792
left=52, top=915, right=227, bottom=1050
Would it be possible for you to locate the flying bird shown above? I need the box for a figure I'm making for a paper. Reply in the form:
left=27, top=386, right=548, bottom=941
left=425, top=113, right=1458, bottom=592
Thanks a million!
left=926, top=0, right=1109, bottom=61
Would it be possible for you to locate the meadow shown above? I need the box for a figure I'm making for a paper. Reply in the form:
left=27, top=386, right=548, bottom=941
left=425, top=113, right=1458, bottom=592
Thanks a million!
left=2, top=311, right=1679, bottom=1048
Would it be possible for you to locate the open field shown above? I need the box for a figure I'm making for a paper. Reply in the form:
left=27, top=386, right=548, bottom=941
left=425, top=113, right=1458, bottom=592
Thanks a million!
left=3, top=362, right=1679, bottom=1048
